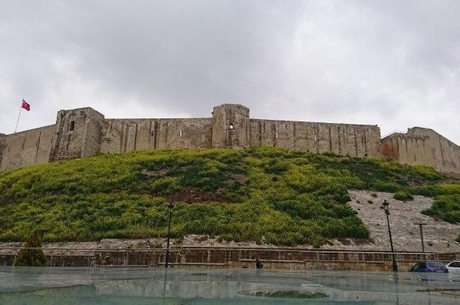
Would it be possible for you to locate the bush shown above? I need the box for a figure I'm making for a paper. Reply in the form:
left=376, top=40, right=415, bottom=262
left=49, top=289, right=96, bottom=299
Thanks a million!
left=393, top=190, right=414, bottom=201
left=14, top=230, right=47, bottom=267
left=422, top=194, right=460, bottom=224
left=374, top=181, right=400, bottom=193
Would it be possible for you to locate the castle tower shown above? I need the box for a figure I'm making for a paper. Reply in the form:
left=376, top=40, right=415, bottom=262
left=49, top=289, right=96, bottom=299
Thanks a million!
left=49, top=107, right=105, bottom=162
left=211, top=104, right=250, bottom=148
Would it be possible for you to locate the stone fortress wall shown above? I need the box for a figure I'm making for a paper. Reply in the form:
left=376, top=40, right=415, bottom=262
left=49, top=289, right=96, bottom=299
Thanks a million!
left=0, top=125, right=55, bottom=171
left=1, top=104, right=459, bottom=174
left=380, top=127, right=460, bottom=174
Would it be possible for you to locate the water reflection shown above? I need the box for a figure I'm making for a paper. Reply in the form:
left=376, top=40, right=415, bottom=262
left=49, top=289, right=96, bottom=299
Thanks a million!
left=0, top=267, right=459, bottom=304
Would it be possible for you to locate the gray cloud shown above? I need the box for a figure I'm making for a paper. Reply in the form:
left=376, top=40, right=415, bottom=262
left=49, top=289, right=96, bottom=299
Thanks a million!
left=1, top=0, right=459, bottom=144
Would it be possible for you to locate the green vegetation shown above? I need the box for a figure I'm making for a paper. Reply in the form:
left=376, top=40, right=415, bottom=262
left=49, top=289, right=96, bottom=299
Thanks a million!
left=413, top=183, right=460, bottom=225
left=242, top=290, right=328, bottom=299
left=393, top=190, right=414, bottom=201
left=13, top=230, right=47, bottom=267
left=0, top=147, right=459, bottom=247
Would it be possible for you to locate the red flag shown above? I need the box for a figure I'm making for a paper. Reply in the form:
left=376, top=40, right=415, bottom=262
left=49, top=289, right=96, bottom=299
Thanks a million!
left=22, top=99, right=30, bottom=111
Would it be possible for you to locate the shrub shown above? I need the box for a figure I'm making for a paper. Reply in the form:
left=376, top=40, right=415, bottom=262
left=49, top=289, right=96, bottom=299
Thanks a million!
left=14, top=230, right=47, bottom=267
left=412, top=165, right=441, bottom=181
left=374, top=181, right=400, bottom=193
left=422, top=194, right=460, bottom=224
left=393, top=190, right=414, bottom=201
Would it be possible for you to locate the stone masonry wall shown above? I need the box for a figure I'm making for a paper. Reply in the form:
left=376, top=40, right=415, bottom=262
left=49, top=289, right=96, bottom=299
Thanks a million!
left=82, top=108, right=105, bottom=158
left=1, top=245, right=458, bottom=271
left=0, top=125, right=55, bottom=171
left=100, top=118, right=213, bottom=154
left=1, top=104, right=460, bottom=173
left=49, top=108, right=105, bottom=161
left=211, top=104, right=250, bottom=149
left=249, top=120, right=381, bottom=157
left=380, top=127, right=460, bottom=174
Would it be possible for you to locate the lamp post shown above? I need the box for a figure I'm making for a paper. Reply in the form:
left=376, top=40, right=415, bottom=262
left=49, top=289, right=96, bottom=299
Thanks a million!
left=415, top=222, right=427, bottom=256
left=165, top=203, right=173, bottom=268
left=382, top=200, right=398, bottom=272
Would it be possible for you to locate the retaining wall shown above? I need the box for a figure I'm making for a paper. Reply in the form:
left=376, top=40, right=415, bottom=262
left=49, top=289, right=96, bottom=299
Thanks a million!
left=1, top=247, right=459, bottom=272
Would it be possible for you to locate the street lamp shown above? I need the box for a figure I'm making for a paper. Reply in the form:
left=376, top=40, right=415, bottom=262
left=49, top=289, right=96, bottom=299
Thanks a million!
left=415, top=222, right=427, bottom=256
left=165, top=203, right=173, bottom=268
left=382, top=200, right=398, bottom=272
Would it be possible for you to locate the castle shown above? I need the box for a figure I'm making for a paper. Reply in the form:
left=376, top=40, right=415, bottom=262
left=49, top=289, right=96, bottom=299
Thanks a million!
left=1, top=104, right=459, bottom=174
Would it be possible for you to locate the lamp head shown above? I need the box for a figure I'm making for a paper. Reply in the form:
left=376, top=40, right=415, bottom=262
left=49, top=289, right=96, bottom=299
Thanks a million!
left=382, top=200, right=390, bottom=215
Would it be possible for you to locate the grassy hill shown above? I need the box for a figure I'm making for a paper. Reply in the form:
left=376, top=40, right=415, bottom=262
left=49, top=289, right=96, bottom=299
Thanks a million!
left=1, top=147, right=459, bottom=247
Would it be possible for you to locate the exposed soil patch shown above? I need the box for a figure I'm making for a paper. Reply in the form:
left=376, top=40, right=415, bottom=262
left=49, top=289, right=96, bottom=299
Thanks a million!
left=165, top=187, right=227, bottom=203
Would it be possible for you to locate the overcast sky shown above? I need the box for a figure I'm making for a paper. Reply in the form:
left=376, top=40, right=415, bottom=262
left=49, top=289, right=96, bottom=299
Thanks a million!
left=1, top=0, right=459, bottom=144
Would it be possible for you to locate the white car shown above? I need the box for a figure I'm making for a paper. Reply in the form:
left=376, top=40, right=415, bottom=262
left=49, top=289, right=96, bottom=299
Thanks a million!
left=445, top=261, right=460, bottom=272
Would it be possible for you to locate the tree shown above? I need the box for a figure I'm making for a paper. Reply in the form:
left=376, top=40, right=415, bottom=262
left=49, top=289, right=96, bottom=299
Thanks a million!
left=14, top=230, right=47, bottom=267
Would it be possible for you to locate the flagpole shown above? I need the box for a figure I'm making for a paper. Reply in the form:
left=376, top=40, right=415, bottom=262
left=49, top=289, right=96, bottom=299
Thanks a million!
left=14, top=107, right=22, bottom=133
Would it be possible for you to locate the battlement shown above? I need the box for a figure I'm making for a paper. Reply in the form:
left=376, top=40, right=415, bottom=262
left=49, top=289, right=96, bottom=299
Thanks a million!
left=1, top=104, right=459, bottom=174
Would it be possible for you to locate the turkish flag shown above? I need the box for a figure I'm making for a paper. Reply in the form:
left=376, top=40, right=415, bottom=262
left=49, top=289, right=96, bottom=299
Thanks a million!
left=22, top=99, right=30, bottom=111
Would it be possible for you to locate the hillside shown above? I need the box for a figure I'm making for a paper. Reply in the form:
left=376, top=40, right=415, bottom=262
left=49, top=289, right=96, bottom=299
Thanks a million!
left=1, top=147, right=459, bottom=248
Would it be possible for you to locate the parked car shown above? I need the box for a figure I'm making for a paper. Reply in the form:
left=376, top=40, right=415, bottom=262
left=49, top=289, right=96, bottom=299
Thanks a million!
left=445, top=261, right=460, bottom=273
left=409, top=261, right=448, bottom=273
